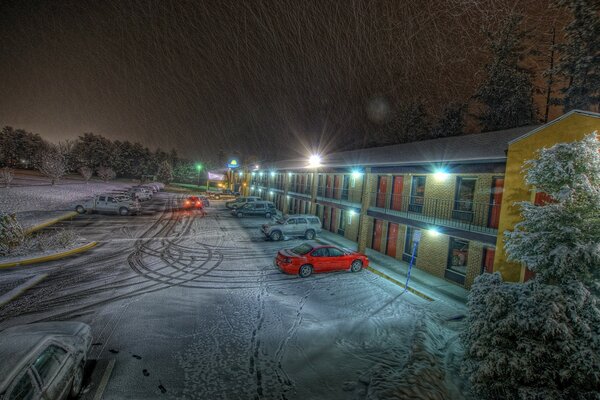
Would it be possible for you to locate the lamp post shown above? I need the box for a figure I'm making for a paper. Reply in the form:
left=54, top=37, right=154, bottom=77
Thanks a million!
left=196, top=164, right=203, bottom=189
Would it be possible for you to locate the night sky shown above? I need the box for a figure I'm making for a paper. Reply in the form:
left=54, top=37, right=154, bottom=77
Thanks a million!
left=0, top=0, right=558, bottom=161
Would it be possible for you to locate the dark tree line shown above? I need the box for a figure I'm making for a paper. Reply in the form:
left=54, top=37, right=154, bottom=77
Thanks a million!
left=368, top=0, right=600, bottom=146
left=0, top=127, right=200, bottom=183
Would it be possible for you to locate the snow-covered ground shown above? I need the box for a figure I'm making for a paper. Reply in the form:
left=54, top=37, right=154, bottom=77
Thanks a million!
left=0, top=196, right=469, bottom=399
left=0, top=170, right=135, bottom=228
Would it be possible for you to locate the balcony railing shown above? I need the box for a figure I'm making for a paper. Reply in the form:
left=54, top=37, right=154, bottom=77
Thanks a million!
left=369, top=193, right=500, bottom=235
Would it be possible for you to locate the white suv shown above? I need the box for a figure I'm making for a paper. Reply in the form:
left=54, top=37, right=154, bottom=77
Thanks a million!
left=261, top=215, right=322, bottom=241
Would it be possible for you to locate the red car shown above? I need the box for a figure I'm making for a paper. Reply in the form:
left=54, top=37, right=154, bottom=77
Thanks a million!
left=182, top=196, right=204, bottom=209
left=275, top=243, right=369, bottom=278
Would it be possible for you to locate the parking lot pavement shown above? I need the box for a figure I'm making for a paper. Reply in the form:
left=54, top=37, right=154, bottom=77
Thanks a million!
left=0, top=198, right=468, bottom=399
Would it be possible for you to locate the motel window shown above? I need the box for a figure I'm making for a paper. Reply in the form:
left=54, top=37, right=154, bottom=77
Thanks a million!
left=454, top=177, right=477, bottom=212
left=447, top=238, right=469, bottom=276
left=408, top=176, right=426, bottom=212
left=402, top=226, right=420, bottom=263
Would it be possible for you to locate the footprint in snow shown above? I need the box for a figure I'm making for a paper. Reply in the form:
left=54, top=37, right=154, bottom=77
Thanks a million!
left=132, top=354, right=142, bottom=359
left=108, top=349, right=119, bottom=354
left=143, top=369, right=150, bottom=377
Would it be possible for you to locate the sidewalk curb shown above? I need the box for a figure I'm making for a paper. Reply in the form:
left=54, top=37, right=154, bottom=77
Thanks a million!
left=367, top=266, right=434, bottom=301
left=0, top=274, right=48, bottom=307
left=25, top=211, right=79, bottom=234
left=0, top=241, right=98, bottom=269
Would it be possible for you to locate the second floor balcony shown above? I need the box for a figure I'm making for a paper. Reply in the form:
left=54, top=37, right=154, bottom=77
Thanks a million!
left=368, top=193, right=501, bottom=236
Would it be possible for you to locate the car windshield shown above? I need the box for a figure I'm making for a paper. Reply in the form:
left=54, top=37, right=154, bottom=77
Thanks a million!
left=291, top=243, right=313, bottom=255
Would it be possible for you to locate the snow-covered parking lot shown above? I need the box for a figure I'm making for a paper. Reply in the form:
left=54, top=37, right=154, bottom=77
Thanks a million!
left=0, top=195, right=468, bottom=399
left=0, top=170, right=136, bottom=228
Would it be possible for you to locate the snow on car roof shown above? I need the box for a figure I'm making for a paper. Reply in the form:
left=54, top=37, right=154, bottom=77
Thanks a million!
left=0, top=321, right=88, bottom=393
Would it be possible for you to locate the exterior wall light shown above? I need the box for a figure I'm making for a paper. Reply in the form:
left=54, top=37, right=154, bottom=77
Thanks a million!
left=308, top=154, right=322, bottom=167
left=270, top=171, right=276, bottom=177
left=434, top=170, right=450, bottom=181
left=429, top=228, right=441, bottom=236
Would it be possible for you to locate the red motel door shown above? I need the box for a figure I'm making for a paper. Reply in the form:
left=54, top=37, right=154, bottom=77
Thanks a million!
left=376, top=176, right=388, bottom=208
left=323, top=207, right=330, bottom=229
left=488, top=177, right=504, bottom=229
left=386, top=223, right=399, bottom=257
left=333, top=175, right=341, bottom=199
left=483, top=248, right=495, bottom=273
left=330, top=208, right=336, bottom=232
left=391, top=176, right=403, bottom=211
left=326, top=176, right=333, bottom=198
left=372, top=219, right=383, bottom=252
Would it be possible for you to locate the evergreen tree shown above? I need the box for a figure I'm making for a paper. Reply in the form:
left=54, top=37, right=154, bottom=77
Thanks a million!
left=431, top=103, right=465, bottom=138
left=0, top=126, right=45, bottom=168
left=475, top=15, right=536, bottom=131
left=156, top=160, right=174, bottom=183
left=71, top=133, right=114, bottom=170
left=552, top=0, right=600, bottom=112
left=372, top=102, right=430, bottom=145
left=463, top=133, right=600, bottom=399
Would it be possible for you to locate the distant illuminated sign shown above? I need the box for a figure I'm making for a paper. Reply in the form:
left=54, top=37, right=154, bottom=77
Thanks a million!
left=208, top=172, right=225, bottom=181
left=227, top=159, right=240, bottom=169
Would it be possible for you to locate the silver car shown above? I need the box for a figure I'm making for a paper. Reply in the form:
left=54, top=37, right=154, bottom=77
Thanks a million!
left=262, top=214, right=322, bottom=241
left=226, top=196, right=260, bottom=209
left=0, top=322, right=92, bottom=400
left=75, top=194, right=140, bottom=216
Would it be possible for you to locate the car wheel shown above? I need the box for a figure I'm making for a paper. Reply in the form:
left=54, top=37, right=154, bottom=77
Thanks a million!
left=350, top=260, right=363, bottom=272
left=75, top=205, right=85, bottom=214
left=119, top=207, right=129, bottom=216
left=237, top=212, right=243, bottom=218
left=299, top=264, right=313, bottom=278
left=265, top=212, right=271, bottom=218
left=305, top=229, right=315, bottom=240
left=69, top=363, right=84, bottom=398
left=270, top=231, right=282, bottom=241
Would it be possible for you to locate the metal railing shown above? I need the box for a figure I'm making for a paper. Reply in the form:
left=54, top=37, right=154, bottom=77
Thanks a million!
left=368, top=193, right=500, bottom=234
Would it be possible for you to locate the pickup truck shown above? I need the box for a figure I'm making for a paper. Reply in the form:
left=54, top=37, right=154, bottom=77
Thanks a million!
left=75, top=194, right=141, bottom=216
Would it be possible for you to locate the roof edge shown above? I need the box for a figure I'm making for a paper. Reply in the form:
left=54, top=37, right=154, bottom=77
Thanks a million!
left=508, top=110, right=600, bottom=145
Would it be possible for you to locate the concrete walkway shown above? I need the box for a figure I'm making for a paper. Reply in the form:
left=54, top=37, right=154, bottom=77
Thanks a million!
left=317, top=230, right=469, bottom=311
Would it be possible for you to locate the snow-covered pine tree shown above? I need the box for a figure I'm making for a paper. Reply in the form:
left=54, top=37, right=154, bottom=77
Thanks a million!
left=463, top=133, right=600, bottom=400
left=552, top=0, right=600, bottom=112
left=475, top=14, right=536, bottom=131
left=156, top=160, right=174, bottom=184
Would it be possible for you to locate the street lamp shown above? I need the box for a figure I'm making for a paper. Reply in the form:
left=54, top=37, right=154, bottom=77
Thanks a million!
left=196, top=164, right=203, bottom=188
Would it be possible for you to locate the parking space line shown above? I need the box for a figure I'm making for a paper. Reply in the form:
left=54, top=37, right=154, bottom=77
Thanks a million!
left=93, top=358, right=116, bottom=400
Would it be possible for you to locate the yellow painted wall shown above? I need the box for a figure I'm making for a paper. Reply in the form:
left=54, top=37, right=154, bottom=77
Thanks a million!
left=494, top=112, right=600, bottom=282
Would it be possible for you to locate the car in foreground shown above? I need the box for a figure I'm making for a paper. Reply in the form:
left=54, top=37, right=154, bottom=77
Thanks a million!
left=262, top=215, right=322, bottom=241
left=275, top=243, right=368, bottom=277
left=226, top=196, right=260, bottom=209
left=231, top=201, right=276, bottom=218
left=75, top=194, right=140, bottom=216
left=197, top=195, right=210, bottom=207
left=0, top=321, right=92, bottom=400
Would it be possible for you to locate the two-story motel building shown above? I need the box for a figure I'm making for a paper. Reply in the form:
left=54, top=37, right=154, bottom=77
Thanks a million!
left=243, top=110, right=600, bottom=289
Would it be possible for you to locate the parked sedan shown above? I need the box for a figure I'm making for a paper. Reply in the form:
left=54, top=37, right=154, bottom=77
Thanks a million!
left=275, top=243, right=368, bottom=277
left=181, top=196, right=204, bottom=210
left=0, top=321, right=92, bottom=400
